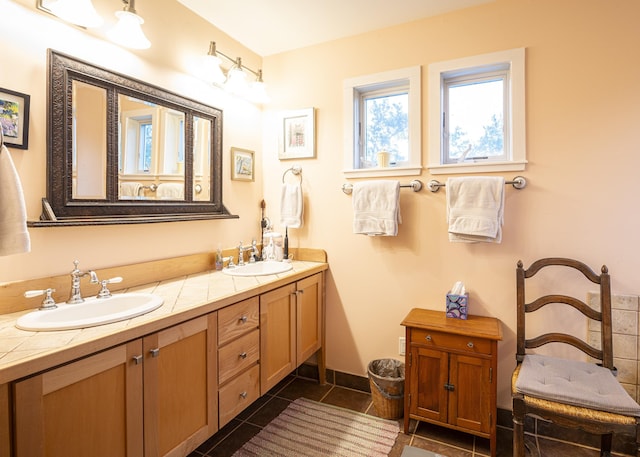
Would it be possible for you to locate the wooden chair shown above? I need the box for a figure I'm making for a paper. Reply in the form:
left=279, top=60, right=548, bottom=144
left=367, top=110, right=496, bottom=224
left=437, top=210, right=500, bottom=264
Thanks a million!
left=512, top=257, right=640, bottom=457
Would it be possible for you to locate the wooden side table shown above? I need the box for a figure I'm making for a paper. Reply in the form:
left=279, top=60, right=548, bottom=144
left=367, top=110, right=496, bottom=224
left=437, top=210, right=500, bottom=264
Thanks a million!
left=402, top=308, right=502, bottom=457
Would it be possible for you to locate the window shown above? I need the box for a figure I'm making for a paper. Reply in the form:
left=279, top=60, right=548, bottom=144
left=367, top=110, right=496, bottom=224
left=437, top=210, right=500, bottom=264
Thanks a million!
left=344, top=66, right=421, bottom=177
left=428, top=48, right=526, bottom=174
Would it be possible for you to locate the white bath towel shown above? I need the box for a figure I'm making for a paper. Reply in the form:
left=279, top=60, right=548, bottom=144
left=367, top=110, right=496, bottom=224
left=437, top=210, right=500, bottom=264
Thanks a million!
left=0, top=144, right=31, bottom=256
left=447, top=176, right=505, bottom=243
left=119, top=181, right=142, bottom=198
left=156, top=182, right=184, bottom=199
left=280, top=182, right=303, bottom=228
left=352, top=180, right=401, bottom=236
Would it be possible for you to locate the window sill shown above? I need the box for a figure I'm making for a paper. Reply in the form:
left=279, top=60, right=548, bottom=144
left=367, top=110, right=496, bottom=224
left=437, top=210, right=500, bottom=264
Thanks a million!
left=427, top=160, right=527, bottom=175
left=343, top=166, right=422, bottom=179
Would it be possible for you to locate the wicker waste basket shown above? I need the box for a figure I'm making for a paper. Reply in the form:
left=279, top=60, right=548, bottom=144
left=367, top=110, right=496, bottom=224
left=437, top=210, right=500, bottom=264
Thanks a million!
left=367, top=359, right=405, bottom=419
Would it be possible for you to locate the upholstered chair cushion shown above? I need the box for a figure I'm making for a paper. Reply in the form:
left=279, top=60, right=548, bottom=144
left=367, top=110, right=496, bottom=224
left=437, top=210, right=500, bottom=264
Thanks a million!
left=515, top=354, right=640, bottom=416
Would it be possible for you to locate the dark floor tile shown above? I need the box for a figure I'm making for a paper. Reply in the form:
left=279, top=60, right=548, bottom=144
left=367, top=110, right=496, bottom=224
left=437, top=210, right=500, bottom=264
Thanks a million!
left=387, top=431, right=412, bottom=457
left=275, top=375, right=333, bottom=401
left=320, top=385, right=372, bottom=413
left=495, top=426, right=514, bottom=457
left=409, top=435, right=473, bottom=457
left=264, top=373, right=295, bottom=396
left=244, top=395, right=291, bottom=427
left=537, top=437, right=600, bottom=456
left=206, top=422, right=261, bottom=457
left=234, top=394, right=271, bottom=421
left=190, top=419, right=242, bottom=455
left=414, top=421, right=474, bottom=451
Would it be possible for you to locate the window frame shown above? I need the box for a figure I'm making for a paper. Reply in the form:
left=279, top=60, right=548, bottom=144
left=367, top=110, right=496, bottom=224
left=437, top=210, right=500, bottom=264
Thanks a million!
left=428, top=48, right=526, bottom=174
left=343, top=66, right=421, bottom=178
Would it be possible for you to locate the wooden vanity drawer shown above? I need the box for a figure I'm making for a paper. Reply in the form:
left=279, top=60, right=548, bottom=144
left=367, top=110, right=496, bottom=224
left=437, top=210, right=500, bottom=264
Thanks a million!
left=218, top=297, right=259, bottom=346
left=219, top=364, right=260, bottom=427
left=410, top=328, right=492, bottom=355
left=218, top=329, right=260, bottom=385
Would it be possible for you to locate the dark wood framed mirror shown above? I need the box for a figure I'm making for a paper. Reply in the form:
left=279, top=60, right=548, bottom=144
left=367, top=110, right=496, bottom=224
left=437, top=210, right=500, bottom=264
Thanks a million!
left=30, top=49, right=236, bottom=226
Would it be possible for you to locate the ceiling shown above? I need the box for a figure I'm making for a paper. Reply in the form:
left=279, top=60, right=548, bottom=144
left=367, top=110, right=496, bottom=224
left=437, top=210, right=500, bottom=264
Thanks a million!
left=177, top=0, right=494, bottom=56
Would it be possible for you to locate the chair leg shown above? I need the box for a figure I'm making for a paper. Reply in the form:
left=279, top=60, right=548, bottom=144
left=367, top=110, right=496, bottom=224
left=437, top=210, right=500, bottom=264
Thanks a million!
left=513, top=399, right=526, bottom=457
left=600, top=433, right=612, bottom=457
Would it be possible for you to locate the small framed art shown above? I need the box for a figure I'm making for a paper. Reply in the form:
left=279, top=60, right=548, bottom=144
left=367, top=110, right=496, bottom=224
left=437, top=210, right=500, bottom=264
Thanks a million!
left=278, top=107, right=315, bottom=160
left=231, top=147, right=255, bottom=181
left=0, top=87, right=30, bottom=150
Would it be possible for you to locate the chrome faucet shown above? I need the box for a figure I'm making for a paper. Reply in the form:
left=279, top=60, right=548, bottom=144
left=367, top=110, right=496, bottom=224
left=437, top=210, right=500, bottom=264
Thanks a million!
left=68, top=260, right=98, bottom=304
left=238, top=242, right=245, bottom=266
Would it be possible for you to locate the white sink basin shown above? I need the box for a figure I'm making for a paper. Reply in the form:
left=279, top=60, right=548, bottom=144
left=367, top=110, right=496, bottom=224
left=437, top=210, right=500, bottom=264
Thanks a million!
left=223, top=261, right=293, bottom=277
left=16, top=293, right=164, bottom=331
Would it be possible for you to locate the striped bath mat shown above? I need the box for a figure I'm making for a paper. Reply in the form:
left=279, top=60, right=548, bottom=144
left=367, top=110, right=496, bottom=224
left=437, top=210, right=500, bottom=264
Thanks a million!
left=233, top=397, right=400, bottom=456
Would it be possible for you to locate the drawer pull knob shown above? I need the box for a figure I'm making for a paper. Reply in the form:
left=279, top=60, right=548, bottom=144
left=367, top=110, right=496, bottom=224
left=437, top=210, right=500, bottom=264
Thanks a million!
left=444, top=383, right=455, bottom=391
left=467, top=342, right=474, bottom=348
left=132, top=355, right=143, bottom=365
left=239, top=316, right=248, bottom=323
left=150, top=348, right=160, bottom=358
left=425, top=335, right=432, bottom=342
left=239, top=352, right=248, bottom=359
left=240, top=391, right=248, bottom=399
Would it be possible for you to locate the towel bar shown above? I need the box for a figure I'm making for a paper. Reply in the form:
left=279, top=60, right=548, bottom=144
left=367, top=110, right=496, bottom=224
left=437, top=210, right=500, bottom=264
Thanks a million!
left=342, top=180, right=423, bottom=195
left=426, top=176, right=527, bottom=193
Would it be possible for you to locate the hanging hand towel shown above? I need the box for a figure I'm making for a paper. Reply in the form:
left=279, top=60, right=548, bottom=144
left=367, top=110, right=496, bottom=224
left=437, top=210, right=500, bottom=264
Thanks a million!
left=352, top=180, right=401, bottom=236
left=447, top=176, right=505, bottom=243
left=0, top=144, right=31, bottom=256
left=280, top=182, right=303, bottom=228
left=119, top=181, right=142, bottom=198
left=156, top=183, right=184, bottom=199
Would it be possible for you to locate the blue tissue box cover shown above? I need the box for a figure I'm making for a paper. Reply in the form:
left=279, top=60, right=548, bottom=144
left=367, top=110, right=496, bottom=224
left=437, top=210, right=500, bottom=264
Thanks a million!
left=446, top=293, right=468, bottom=319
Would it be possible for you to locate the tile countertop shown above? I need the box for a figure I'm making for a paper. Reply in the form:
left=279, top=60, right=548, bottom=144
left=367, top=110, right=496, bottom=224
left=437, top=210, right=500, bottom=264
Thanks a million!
left=0, top=260, right=328, bottom=385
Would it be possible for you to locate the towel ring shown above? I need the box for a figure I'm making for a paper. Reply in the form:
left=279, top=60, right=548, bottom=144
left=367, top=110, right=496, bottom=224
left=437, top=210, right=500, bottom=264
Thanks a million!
left=282, top=165, right=302, bottom=184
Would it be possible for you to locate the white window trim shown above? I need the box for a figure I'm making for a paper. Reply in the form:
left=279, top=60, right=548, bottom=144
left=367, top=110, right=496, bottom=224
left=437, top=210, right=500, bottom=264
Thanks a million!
left=428, top=48, right=526, bottom=175
left=343, top=66, right=422, bottom=178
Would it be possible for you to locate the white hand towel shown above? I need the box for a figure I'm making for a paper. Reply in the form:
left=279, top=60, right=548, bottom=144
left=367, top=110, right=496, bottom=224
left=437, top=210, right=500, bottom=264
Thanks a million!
left=156, top=183, right=184, bottom=199
left=0, top=145, right=31, bottom=256
left=119, top=181, right=142, bottom=198
left=352, top=180, right=401, bottom=236
left=446, top=176, right=505, bottom=243
left=280, top=182, right=303, bottom=228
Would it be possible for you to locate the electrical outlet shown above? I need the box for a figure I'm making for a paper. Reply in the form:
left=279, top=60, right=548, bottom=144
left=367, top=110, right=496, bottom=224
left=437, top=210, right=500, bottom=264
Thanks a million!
left=398, top=337, right=406, bottom=356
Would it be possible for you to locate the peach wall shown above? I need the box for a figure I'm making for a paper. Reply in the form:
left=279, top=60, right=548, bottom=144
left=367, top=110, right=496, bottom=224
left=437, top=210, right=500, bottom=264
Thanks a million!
left=260, top=0, right=640, bottom=409
left=0, top=0, right=265, bottom=280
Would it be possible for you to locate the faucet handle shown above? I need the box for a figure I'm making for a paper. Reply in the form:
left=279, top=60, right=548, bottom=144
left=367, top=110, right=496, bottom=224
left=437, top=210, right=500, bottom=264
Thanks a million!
left=24, top=288, right=57, bottom=310
left=96, top=277, right=123, bottom=299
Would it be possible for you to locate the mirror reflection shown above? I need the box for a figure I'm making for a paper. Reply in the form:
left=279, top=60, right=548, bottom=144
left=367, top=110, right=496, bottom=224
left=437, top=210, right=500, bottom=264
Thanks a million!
left=38, top=49, right=232, bottom=225
left=118, top=95, right=186, bottom=200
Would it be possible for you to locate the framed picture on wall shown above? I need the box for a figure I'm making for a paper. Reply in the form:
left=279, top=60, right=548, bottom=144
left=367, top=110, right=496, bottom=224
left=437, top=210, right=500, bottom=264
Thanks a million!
left=0, top=87, right=30, bottom=150
left=231, top=147, right=255, bottom=181
left=278, top=107, right=315, bottom=160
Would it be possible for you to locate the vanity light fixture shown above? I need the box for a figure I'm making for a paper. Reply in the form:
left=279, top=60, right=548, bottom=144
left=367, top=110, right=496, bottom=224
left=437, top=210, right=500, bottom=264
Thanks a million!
left=38, top=0, right=103, bottom=28
left=107, top=0, right=151, bottom=50
left=206, top=41, right=269, bottom=104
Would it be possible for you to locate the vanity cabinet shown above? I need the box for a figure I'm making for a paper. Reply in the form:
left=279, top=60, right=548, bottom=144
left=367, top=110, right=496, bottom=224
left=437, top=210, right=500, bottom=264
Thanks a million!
left=13, top=314, right=217, bottom=457
left=260, top=273, right=325, bottom=394
left=401, top=309, right=502, bottom=457
left=217, top=297, right=260, bottom=427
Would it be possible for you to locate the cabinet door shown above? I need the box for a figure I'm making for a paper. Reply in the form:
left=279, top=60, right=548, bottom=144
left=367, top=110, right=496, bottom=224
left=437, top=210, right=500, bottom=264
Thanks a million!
left=448, top=353, right=491, bottom=434
left=296, top=273, right=323, bottom=363
left=410, top=346, right=449, bottom=423
left=260, top=283, right=296, bottom=394
left=13, top=341, right=144, bottom=457
left=143, top=314, right=218, bottom=457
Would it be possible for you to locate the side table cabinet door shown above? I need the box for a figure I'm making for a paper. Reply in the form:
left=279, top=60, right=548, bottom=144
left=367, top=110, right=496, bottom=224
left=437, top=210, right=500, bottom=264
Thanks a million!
left=448, top=353, right=491, bottom=434
left=411, top=346, right=449, bottom=423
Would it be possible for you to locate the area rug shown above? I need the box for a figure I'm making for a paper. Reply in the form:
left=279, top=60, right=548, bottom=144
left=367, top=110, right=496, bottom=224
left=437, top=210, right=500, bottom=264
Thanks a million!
left=232, top=397, right=400, bottom=456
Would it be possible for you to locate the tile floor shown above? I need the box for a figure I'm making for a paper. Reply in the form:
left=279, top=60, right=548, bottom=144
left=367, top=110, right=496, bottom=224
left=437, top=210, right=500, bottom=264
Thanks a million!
left=187, top=375, right=620, bottom=457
